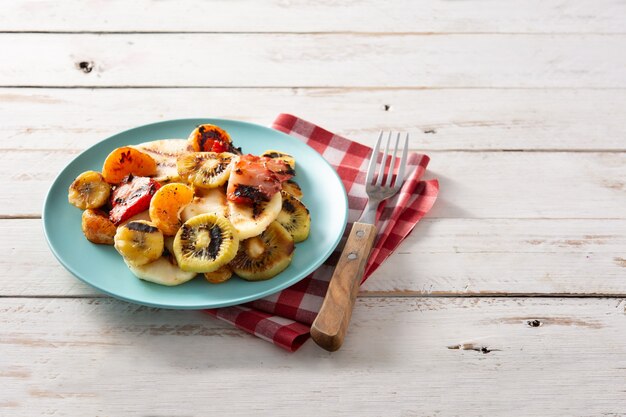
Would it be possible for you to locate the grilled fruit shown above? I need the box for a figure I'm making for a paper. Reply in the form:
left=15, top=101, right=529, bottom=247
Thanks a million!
left=228, top=191, right=282, bottom=240
left=276, top=191, right=310, bottom=243
left=204, top=265, right=233, bottom=284
left=133, top=139, right=192, bottom=182
left=68, top=171, right=111, bottom=209
left=188, top=124, right=232, bottom=153
left=149, top=183, right=194, bottom=235
left=81, top=209, right=116, bottom=245
left=126, top=241, right=197, bottom=286
left=173, top=213, right=239, bottom=273
left=177, top=152, right=235, bottom=189
left=230, top=221, right=295, bottom=281
left=109, top=176, right=161, bottom=225
left=114, top=220, right=164, bottom=267
left=181, top=187, right=228, bottom=222
left=102, top=147, right=157, bottom=184
left=226, top=154, right=294, bottom=205
left=262, top=150, right=296, bottom=172
left=281, top=179, right=303, bottom=200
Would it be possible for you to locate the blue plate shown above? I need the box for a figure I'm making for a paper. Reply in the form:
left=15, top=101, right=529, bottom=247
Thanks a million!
left=43, top=119, right=348, bottom=309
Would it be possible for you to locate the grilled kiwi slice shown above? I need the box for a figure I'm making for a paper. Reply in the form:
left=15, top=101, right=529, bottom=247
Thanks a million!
left=173, top=213, right=239, bottom=273
left=114, top=220, right=164, bottom=267
left=230, top=221, right=294, bottom=281
left=281, top=179, right=303, bottom=199
left=177, top=152, right=235, bottom=189
left=276, top=190, right=310, bottom=243
left=262, top=150, right=296, bottom=172
left=68, top=171, right=111, bottom=209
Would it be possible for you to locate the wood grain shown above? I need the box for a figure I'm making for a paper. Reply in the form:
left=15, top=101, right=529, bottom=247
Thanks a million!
left=2, top=0, right=625, bottom=33
left=3, top=88, right=626, bottom=151
left=6, top=150, right=625, bottom=217
left=6, top=218, right=626, bottom=297
left=2, top=297, right=626, bottom=416
left=2, top=34, right=626, bottom=87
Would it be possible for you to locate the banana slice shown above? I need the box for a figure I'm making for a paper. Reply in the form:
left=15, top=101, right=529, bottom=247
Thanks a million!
left=114, top=220, right=164, bottom=267
left=177, top=152, right=236, bottom=189
left=125, top=256, right=197, bottom=286
left=230, top=221, right=295, bottom=281
left=203, top=265, right=233, bottom=284
left=276, top=190, right=310, bottom=243
left=181, top=187, right=229, bottom=222
left=173, top=213, right=239, bottom=273
left=228, top=191, right=282, bottom=240
left=133, top=139, right=192, bottom=182
left=68, top=171, right=111, bottom=209
left=81, top=209, right=116, bottom=245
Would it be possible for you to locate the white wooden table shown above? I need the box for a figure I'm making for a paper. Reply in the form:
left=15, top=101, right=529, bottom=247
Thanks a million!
left=2, top=1, right=626, bottom=415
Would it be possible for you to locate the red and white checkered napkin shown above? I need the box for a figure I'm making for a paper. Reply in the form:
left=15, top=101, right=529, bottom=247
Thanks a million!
left=205, top=114, right=439, bottom=351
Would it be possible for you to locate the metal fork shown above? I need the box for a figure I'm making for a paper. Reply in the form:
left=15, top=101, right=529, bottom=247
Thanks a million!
left=311, top=132, right=410, bottom=352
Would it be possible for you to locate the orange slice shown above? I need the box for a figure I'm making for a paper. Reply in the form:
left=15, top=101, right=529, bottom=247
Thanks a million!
left=102, top=146, right=157, bottom=184
left=149, top=183, right=194, bottom=236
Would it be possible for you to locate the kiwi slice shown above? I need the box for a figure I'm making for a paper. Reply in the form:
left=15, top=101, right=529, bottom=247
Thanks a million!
left=176, top=152, right=235, bottom=189
left=276, top=191, right=310, bottom=243
left=230, top=221, right=294, bottom=281
left=262, top=150, right=295, bottom=171
left=173, top=213, right=239, bottom=273
left=281, top=179, right=303, bottom=199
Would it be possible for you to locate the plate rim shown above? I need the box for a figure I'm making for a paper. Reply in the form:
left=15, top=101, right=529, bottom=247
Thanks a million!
left=42, top=118, right=348, bottom=309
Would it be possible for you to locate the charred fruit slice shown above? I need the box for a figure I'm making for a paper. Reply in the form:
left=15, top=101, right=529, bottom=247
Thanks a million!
left=181, top=187, right=228, bottom=222
left=177, top=152, right=235, bottom=189
left=262, top=150, right=296, bottom=172
left=149, top=183, right=194, bottom=235
left=68, top=171, right=111, bottom=209
left=133, top=139, right=193, bottom=182
left=188, top=124, right=233, bottom=153
left=109, top=176, right=161, bottom=225
left=228, top=191, right=282, bottom=240
left=173, top=213, right=239, bottom=273
left=102, top=146, right=157, bottom=184
left=226, top=154, right=294, bottom=205
left=281, top=179, right=303, bottom=200
left=125, top=242, right=197, bottom=286
left=203, top=265, right=233, bottom=284
left=276, top=190, right=310, bottom=243
left=81, top=209, right=116, bottom=245
left=230, top=221, right=295, bottom=281
left=114, top=220, right=164, bottom=267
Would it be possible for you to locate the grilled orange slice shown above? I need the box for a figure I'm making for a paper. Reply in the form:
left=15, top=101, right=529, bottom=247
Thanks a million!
left=149, top=183, right=194, bottom=236
left=102, top=146, right=157, bottom=184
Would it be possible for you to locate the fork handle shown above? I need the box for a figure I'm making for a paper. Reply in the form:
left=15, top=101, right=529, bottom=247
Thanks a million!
left=310, top=222, right=378, bottom=352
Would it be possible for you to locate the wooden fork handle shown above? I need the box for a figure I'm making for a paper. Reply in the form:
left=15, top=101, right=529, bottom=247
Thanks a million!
left=311, top=222, right=378, bottom=352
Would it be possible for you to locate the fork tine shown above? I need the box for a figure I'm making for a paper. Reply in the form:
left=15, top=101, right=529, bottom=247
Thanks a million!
left=366, top=131, right=383, bottom=185
left=386, top=132, right=400, bottom=187
left=375, top=132, right=391, bottom=186
left=394, top=133, right=409, bottom=190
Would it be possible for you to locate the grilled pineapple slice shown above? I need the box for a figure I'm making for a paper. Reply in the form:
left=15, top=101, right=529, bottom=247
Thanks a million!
left=229, top=221, right=295, bottom=281
left=227, top=191, right=282, bottom=240
left=68, top=171, right=111, bottom=209
left=173, top=213, right=239, bottom=273
left=133, top=139, right=192, bottom=182
left=125, top=241, right=197, bottom=286
left=114, top=220, right=164, bottom=267
left=181, top=187, right=229, bottom=222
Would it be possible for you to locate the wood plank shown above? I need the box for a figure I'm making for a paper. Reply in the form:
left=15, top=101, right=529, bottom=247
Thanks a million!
left=2, top=34, right=626, bottom=87
left=3, top=88, right=626, bottom=151
left=2, top=1, right=625, bottom=33
left=5, top=218, right=626, bottom=297
left=4, top=150, right=624, bottom=218
left=2, top=297, right=626, bottom=416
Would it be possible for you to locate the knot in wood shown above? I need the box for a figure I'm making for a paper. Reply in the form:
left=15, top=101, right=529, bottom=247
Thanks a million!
left=77, top=61, right=94, bottom=73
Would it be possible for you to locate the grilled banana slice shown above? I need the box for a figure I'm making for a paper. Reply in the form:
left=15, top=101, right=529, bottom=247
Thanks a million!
left=173, top=213, right=239, bottom=273
left=68, top=171, right=111, bottom=209
left=281, top=179, right=303, bottom=200
left=133, top=139, right=192, bottom=182
left=227, top=191, right=282, bottom=240
left=149, top=183, right=194, bottom=236
left=230, top=221, right=295, bottom=281
left=177, top=152, right=236, bottom=189
left=181, top=187, right=229, bottom=222
left=81, top=209, right=116, bottom=245
left=276, top=190, right=310, bottom=242
left=203, top=265, right=233, bottom=284
left=114, top=220, right=164, bottom=267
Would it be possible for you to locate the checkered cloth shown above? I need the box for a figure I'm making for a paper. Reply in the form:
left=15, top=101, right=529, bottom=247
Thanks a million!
left=205, top=114, right=439, bottom=351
